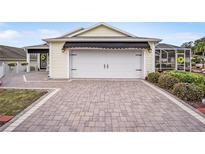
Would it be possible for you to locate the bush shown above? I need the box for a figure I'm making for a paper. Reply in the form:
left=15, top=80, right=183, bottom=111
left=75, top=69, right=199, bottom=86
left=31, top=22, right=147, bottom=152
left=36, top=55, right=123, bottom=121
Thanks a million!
left=147, top=72, right=160, bottom=83
left=192, top=55, right=204, bottom=64
left=168, top=70, right=205, bottom=85
left=197, top=84, right=205, bottom=96
left=21, top=62, right=28, bottom=66
left=7, top=62, right=17, bottom=67
left=173, top=83, right=203, bottom=101
left=158, top=74, right=179, bottom=90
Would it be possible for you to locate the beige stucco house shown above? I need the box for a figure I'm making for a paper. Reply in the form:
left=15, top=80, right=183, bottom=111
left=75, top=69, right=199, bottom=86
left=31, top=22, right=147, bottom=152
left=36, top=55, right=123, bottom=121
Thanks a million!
left=25, top=23, right=162, bottom=79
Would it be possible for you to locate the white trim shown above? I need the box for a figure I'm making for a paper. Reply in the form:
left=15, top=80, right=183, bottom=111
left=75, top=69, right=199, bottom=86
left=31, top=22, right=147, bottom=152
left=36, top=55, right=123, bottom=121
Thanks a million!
left=143, top=49, right=146, bottom=78
left=44, top=37, right=161, bottom=42
left=25, top=46, right=49, bottom=49
left=142, top=80, right=205, bottom=125
left=48, top=43, right=52, bottom=77
left=66, top=49, right=70, bottom=78
left=26, top=49, right=30, bottom=72
left=190, top=49, right=192, bottom=72
left=37, top=53, right=40, bottom=70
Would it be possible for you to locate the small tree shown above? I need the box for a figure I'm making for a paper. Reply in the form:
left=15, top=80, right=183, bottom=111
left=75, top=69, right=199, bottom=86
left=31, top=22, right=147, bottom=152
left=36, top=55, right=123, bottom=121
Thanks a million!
left=195, top=42, right=205, bottom=56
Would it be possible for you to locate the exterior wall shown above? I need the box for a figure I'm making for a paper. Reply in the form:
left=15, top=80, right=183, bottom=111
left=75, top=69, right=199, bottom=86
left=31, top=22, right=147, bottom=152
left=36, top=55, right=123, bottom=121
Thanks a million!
left=49, top=42, right=68, bottom=78
left=0, top=63, right=5, bottom=78
left=49, top=41, right=156, bottom=79
left=78, top=26, right=126, bottom=37
left=144, top=42, right=155, bottom=77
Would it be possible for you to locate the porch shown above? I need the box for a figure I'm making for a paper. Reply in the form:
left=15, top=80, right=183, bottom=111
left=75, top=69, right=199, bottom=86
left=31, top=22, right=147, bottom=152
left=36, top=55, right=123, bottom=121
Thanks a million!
left=155, top=43, right=192, bottom=72
left=25, top=44, right=49, bottom=73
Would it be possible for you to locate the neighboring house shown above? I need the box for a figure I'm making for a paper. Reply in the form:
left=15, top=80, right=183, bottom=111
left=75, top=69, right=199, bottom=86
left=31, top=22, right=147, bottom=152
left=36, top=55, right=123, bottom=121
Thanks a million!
left=25, top=23, right=161, bottom=79
left=0, top=45, right=26, bottom=63
left=0, top=45, right=37, bottom=76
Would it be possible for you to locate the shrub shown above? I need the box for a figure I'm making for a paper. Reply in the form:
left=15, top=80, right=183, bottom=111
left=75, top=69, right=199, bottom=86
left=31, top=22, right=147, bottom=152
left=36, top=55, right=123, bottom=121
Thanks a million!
left=147, top=72, right=160, bottom=83
left=21, top=62, right=28, bottom=66
left=192, top=55, right=204, bottom=64
left=7, top=62, right=17, bottom=67
left=158, top=74, right=179, bottom=90
left=197, top=84, right=205, bottom=96
left=173, top=83, right=203, bottom=101
left=168, top=70, right=205, bottom=85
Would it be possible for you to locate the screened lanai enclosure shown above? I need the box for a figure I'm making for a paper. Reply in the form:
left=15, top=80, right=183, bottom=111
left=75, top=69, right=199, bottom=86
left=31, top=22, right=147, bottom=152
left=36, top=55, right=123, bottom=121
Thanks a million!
left=155, top=43, right=192, bottom=72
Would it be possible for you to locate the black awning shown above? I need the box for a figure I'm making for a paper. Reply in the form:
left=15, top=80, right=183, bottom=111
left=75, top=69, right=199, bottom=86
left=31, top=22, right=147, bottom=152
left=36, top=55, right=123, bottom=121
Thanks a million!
left=63, top=42, right=150, bottom=49
left=27, top=49, right=49, bottom=54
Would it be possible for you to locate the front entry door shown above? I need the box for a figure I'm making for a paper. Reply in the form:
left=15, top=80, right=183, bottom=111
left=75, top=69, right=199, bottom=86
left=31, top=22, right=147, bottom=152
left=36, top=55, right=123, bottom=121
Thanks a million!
left=40, top=53, right=47, bottom=69
left=176, top=53, right=185, bottom=71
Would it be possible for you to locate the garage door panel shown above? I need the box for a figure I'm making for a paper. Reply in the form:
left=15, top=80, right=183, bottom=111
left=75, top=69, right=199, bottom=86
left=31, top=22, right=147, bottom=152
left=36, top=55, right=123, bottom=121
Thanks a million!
left=71, top=50, right=143, bottom=78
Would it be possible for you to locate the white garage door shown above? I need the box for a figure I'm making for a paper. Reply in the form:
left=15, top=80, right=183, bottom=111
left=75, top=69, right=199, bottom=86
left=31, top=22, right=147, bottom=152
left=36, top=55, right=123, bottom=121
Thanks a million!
left=70, top=50, right=143, bottom=78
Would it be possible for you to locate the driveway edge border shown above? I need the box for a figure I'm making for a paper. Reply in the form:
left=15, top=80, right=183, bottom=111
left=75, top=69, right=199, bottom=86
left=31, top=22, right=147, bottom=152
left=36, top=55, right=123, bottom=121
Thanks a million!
left=142, top=80, right=205, bottom=125
left=23, top=75, right=71, bottom=83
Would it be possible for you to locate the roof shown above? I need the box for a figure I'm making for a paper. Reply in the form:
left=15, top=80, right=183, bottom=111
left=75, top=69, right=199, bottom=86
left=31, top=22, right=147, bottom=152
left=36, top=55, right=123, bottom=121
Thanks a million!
left=43, top=23, right=161, bottom=43
left=0, top=45, right=26, bottom=60
left=43, top=37, right=161, bottom=42
left=24, top=43, right=49, bottom=49
left=156, top=43, right=191, bottom=50
left=63, top=42, right=150, bottom=49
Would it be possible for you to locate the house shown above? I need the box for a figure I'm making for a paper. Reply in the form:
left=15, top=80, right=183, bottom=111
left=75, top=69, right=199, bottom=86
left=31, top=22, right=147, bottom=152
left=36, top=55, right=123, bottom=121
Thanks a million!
left=0, top=45, right=26, bottom=63
left=25, top=23, right=162, bottom=79
left=0, top=45, right=37, bottom=76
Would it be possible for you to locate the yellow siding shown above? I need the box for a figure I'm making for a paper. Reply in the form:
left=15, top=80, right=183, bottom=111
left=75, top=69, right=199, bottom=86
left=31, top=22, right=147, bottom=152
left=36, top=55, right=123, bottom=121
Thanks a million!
left=144, top=49, right=155, bottom=75
left=78, top=25, right=127, bottom=37
left=50, top=42, right=68, bottom=78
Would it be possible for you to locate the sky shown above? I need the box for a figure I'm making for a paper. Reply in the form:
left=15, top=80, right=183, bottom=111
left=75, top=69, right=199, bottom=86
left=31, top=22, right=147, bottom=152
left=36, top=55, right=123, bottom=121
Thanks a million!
left=0, top=22, right=205, bottom=47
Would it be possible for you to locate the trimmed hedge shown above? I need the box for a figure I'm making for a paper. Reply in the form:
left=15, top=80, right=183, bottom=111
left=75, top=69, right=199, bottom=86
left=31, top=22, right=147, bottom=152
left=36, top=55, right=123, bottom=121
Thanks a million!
left=7, top=62, right=17, bottom=67
left=158, top=74, right=179, bottom=90
left=168, top=70, right=205, bottom=85
left=173, top=83, right=203, bottom=101
left=21, top=62, right=28, bottom=66
left=147, top=72, right=160, bottom=83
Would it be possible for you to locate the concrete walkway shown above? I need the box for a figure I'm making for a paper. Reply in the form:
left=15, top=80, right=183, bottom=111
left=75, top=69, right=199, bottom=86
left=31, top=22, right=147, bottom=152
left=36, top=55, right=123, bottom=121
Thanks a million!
left=1, top=72, right=205, bottom=132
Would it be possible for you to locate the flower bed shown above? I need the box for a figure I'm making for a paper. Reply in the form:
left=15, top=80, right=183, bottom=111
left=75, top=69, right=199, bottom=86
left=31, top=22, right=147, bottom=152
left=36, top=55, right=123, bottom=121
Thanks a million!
left=147, top=71, right=205, bottom=110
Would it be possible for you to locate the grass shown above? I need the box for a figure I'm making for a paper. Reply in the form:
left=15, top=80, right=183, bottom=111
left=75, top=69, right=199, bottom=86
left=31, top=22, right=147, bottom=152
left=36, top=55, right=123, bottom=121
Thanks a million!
left=0, top=89, right=47, bottom=116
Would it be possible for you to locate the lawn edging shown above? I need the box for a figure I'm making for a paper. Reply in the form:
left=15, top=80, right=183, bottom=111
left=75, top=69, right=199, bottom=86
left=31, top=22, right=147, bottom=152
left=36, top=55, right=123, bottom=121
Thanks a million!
left=142, top=80, right=205, bottom=124
left=0, top=87, right=61, bottom=132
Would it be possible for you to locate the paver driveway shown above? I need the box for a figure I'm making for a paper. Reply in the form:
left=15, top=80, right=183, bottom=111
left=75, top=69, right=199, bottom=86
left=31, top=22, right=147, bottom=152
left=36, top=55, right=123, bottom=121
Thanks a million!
left=1, top=72, right=205, bottom=132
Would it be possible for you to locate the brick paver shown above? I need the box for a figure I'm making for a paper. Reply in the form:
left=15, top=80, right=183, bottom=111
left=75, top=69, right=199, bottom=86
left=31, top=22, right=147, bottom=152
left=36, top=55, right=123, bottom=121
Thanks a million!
left=1, top=72, right=205, bottom=132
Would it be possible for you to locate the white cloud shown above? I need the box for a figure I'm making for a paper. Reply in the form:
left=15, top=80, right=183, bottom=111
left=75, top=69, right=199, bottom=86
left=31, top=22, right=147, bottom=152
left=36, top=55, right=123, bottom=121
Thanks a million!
left=37, top=29, right=62, bottom=38
left=0, top=30, right=21, bottom=41
left=0, top=28, right=64, bottom=47
left=0, top=22, right=6, bottom=26
left=160, top=32, right=204, bottom=45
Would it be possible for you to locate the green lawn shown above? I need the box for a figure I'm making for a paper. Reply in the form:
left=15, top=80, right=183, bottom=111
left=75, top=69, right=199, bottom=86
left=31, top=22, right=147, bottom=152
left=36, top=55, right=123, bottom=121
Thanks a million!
left=0, top=89, right=47, bottom=116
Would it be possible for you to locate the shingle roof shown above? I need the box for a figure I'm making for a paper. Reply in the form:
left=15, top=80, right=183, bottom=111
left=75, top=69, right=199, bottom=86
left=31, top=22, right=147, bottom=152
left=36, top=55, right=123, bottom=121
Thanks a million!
left=24, top=43, right=48, bottom=49
left=156, top=43, right=184, bottom=49
left=0, top=45, right=26, bottom=60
